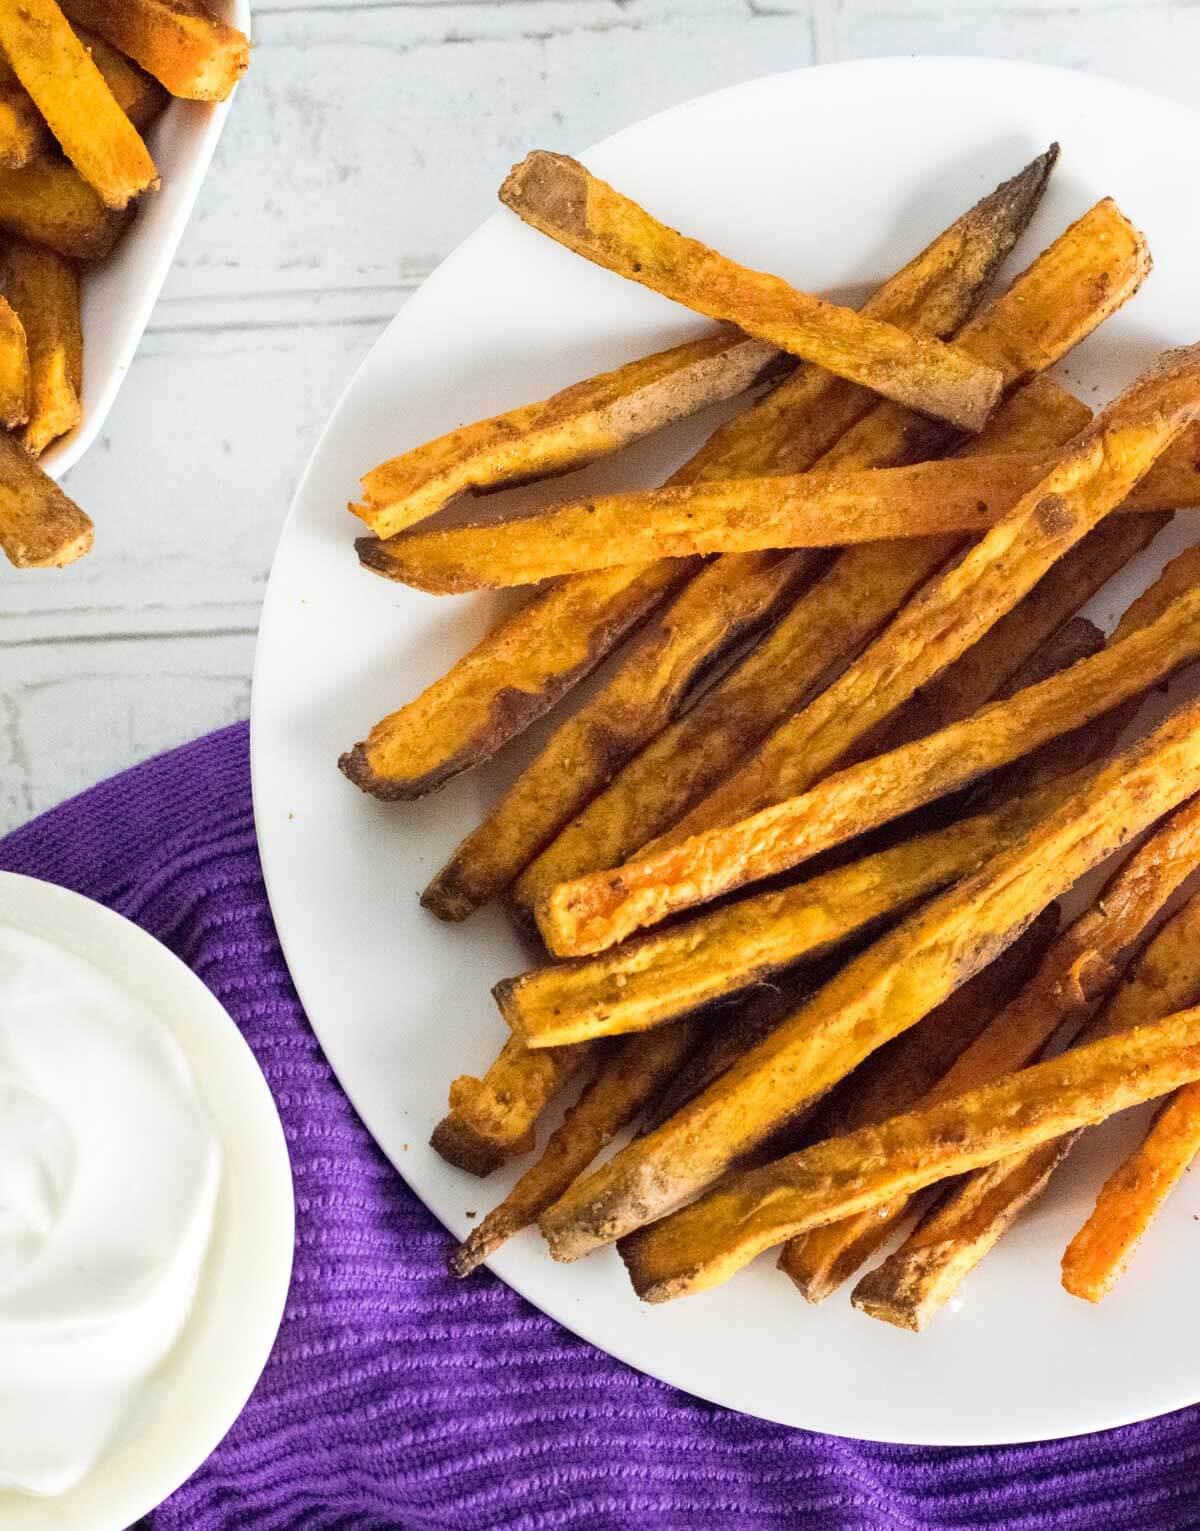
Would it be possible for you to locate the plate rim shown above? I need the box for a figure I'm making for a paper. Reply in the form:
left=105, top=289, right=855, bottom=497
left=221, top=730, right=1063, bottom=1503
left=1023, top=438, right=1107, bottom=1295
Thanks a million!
left=250, top=55, right=1200, bottom=1448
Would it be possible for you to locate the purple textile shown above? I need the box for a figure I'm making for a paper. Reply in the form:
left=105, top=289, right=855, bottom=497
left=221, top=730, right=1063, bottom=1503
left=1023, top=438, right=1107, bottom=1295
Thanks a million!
left=6, top=721, right=1200, bottom=1530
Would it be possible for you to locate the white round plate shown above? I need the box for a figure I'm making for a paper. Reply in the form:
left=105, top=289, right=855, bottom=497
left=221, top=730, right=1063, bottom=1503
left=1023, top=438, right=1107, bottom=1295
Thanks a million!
left=252, top=58, right=1200, bottom=1445
left=0, top=873, right=294, bottom=1530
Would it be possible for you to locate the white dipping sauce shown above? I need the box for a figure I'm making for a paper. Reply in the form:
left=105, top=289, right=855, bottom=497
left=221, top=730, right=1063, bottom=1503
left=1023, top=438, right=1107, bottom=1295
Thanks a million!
left=0, top=927, right=220, bottom=1498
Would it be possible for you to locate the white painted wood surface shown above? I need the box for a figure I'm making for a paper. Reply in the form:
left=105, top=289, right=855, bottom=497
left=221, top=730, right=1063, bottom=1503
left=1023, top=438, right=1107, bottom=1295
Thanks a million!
left=1, top=0, right=1193, bottom=834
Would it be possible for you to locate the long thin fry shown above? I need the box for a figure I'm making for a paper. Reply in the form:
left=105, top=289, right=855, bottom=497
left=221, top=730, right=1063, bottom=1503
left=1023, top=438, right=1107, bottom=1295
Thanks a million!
left=74, top=27, right=169, bottom=130
left=0, top=0, right=158, bottom=210
left=0, top=429, right=91, bottom=568
left=447, top=1020, right=701, bottom=1276
left=621, top=1008, right=1200, bottom=1303
left=538, top=358, right=1200, bottom=962
left=422, top=206, right=1131, bottom=920
left=784, top=785, right=1200, bottom=1301
left=3, top=239, right=83, bottom=456
left=340, top=152, right=1057, bottom=801
left=1060, top=897, right=1200, bottom=1303
left=855, top=888, right=1200, bottom=1329
left=59, top=0, right=249, bottom=101
left=374, top=442, right=1190, bottom=592
left=538, top=698, right=1200, bottom=1260
left=354, top=330, right=790, bottom=539
left=500, top=153, right=1004, bottom=430
left=644, top=905, right=1061, bottom=1145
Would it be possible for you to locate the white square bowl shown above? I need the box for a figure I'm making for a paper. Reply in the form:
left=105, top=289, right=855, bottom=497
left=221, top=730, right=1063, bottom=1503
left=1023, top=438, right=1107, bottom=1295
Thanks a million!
left=40, top=0, right=252, bottom=481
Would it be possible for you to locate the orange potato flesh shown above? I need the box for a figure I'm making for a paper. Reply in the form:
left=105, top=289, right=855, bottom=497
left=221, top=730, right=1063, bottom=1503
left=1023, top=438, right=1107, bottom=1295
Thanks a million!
left=59, top=0, right=249, bottom=101
left=538, top=350, right=1200, bottom=958
left=784, top=784, right=1200, bottom=1302
left=0, top=154, right=130, bottom=259
left=0, top=295, right=30, bottom=428
left=341, top=152, right=1058, bottom=803
left=0, top=76, right=51, bottom=170
left=3, top=239, right=83, bottom=456
left=354, top=330, right=791, bottom=539
left=0, top=0, right=158, bottom=210
left=620, top=1006, right=1200, bottom=1303
left=499, top=152, right=1005, bottom=431
left=855, top=887, right=1200, bottom=1329
left=537, top=698, right=1200, bottom=1261
left=0, top=430, right=92, bottom=567
left=419, top=210, right=1132, bottom=922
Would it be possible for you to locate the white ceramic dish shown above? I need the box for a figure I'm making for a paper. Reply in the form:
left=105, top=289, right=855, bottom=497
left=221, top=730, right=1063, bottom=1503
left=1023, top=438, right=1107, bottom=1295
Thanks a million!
left=42, top=0, right=250, bottom=480
left=252, top=58, right=1200, bottom=1445
left=0, top=872, right=293, bottom=1531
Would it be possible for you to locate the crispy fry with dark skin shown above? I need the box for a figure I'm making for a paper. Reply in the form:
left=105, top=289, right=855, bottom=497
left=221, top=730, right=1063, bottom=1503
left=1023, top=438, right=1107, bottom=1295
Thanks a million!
left=1060, top=897, right=1200, bottom=1304
left=0, top=155, right=130, bottom=259
left=0, top=295, right=30, bottom=428
left=429, top=1035, right=591, bottom=1177
left=353, top=330, right=791, bottom=539
left=3, top=240, right=82, bottom=456
left=855, top=887, right=1200, bottom=1329
left=345, top=151, right=1058, bottom=802
left=59, top=0, right=249, bottom=101
left=511, top=388, right=1107, bottom=911
left=0, top=0, right=158, bottom=210
left=499, top=152, right=1004, bottom=430
left=421, top=209, right=1134, bottom=922
left=447, top=1021, right=701, bottom=1275
left=622, top=1007, right=1200, bottom=1303
left=644, top=907, right=1061, bottom=1144
left=0, top=430, right=92, bottom=567
left=783, top=786, right=1200, bottom=1302
left=73, top=27, right=169, bottom=131
left=539, top=349, right=1200, bottom=957
left=537, top=700, right=1200, bottom=1260
left=375, top=443, right=1193, bottom=592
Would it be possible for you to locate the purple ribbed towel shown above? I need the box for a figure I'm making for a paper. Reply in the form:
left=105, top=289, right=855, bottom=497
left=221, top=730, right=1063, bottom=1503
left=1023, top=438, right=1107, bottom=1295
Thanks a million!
left=6, top=721, right=1200, bottom=1530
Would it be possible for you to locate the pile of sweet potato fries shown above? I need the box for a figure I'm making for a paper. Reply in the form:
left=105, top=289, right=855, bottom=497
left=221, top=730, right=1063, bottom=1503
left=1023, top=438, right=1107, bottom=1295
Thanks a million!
left=343, top=143, right=1200, bottom=1328
left=0, top=0, right=248, bottom=570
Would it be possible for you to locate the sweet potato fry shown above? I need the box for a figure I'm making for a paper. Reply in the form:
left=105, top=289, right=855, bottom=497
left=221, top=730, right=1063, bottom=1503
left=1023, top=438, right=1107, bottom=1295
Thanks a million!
left=419, top=214, right=1122, bottom=922
left=0, top=0, right=158, bottom=209
left=784, top=786, right=1200, bottom=1301
left=509, top=389, right=1111, bottom=910
left=538, top=699, right=1200, bottom=1260
left=540, top=350, right=1200, bottom=956
left=644, top=906, right=1061, bottom=1145
left=74, top=27, right=169, bottom=131
left=855, top=887, right=1200, bottom=1329
left=0, top=155, right=130, bottom=259
left=1061, top=897, right=1200, bottom=1304
left=353, top=330, right=791, bottom=539
left=0, top=295, right=30, bottom=429
left=502, top=775, right=1086, bottom=1050
left=621, top=1007, right=1200, bottom=1304
left=0, top=69, right=50, bottom=170
left=59, top=0, right=249, bottom=101
left=429, top=1035, right=590, bottom=1176
left=500, top=152, right=1005, bottom=430
left=0, top=430, right=91, bottom=567
left=341, top=152, right=1056, bottom=800
left=447, top=1020, right=701, bottom=1275
left=3, top=240, right=82, bottom=456
left=375, top=442, right=1192, bottom=592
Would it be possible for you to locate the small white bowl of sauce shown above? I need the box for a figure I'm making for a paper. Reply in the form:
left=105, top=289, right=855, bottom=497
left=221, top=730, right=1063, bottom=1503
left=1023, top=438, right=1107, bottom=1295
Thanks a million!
left=0, top=871, right=293, bottom=1530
